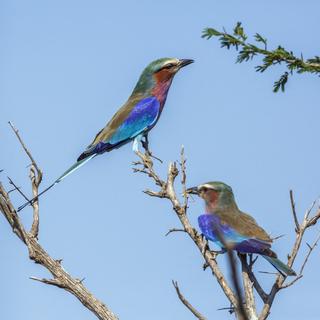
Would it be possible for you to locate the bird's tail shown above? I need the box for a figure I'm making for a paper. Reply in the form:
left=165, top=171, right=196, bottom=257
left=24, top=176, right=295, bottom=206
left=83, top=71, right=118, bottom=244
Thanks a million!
left=263, top=255, right=296, bottom=277
left=17, top=154, right=95, bottom=212
left=55, top=154, right=95, bottom=184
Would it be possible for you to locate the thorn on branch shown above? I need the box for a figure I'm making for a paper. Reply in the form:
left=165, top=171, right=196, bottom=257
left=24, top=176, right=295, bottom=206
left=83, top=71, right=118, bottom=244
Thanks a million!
left=77, top=277, right=86, bottom=284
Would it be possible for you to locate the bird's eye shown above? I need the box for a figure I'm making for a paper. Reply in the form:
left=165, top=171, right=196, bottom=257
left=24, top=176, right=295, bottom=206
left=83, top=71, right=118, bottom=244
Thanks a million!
left=163, top=63, right=174, bottom=69
left=155, top=63, right=176, bottom=73
left=201, top=187, right=208, bottom=193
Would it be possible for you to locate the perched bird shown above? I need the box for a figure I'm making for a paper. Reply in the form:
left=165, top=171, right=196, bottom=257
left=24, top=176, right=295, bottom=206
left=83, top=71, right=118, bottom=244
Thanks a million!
left=187, top=181, right=296, bottom=276
left=18, top=57, right=193, bottom=211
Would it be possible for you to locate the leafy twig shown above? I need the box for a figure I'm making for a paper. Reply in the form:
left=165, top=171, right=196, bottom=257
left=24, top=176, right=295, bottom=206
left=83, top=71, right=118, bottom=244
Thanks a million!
left=202, top=22, right=320, bottom=92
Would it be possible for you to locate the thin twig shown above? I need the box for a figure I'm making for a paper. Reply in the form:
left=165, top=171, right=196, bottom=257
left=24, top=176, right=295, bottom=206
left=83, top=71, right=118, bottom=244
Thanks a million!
left=8, top=122, right=41, bottom=237
left=1, top=125, right=118, bottom=320
left=290, top=190, right=300, bottom=232
left=258, top=197, right=320, bottom=320
left=172, top=281, right=207, bottom=320
left=8, top=121, right=42, bottom=182
left=134, top=146, right=239, bottom=315
left=165, top=228, right=186, bottom=236
left=281, top=232, right=320, bottom=289
left=7, top=176, right=30, bottom=202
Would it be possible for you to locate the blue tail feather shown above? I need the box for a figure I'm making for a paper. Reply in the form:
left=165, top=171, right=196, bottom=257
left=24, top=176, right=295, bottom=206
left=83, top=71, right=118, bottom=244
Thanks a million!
left=55, top=154, right=95, bottom=183
left=263, top=255, right=296, bottom=276
left=17, top=154, right=95, bottom=211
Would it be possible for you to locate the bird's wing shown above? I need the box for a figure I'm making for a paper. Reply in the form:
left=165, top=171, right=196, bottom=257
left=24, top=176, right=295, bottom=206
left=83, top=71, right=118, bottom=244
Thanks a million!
left=78, top=95, right=160, bottom=159
left=89, top=93, right=146, bottom=146
left=108, top=96, right=160, bottom=145
left=217, top=209, right=272, bottom=243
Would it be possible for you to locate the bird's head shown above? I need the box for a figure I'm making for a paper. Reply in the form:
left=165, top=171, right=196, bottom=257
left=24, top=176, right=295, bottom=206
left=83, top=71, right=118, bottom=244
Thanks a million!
left=187, top=181, right=237, bottom=212
left=132, top=58, right=194, bottom=97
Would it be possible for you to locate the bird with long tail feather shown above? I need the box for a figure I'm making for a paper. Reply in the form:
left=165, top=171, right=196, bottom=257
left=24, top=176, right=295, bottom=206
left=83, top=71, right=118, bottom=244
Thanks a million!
left=18, top=57, right=193, bottom=211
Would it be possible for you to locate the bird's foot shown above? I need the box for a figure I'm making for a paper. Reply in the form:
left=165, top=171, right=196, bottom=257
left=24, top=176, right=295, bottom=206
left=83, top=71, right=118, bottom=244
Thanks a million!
left=203, top=262, right=209, bottom=270
left=141, top=135, right=163, bottom=164
left=210, top=248, right=227, bottom=255
left=134, top=150, right=152, bottom=166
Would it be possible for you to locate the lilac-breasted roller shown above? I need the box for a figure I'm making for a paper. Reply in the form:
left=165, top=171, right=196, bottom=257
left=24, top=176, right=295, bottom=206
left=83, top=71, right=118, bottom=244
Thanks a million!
left=187, top=181, right=296, bottom=276
left=18, top=57, right=193, bottom=211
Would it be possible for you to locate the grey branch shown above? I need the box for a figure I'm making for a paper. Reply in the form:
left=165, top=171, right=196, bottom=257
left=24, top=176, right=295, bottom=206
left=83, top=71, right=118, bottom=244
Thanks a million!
left=134, top=147, right=320, bottom=320
left=172, top=281, right=207, bottom=320
left=1, top=125, right=118, bottom=320
left=258, top=198, right=320, bottom=320
left=134, top=148, right=241, bottom=317
left=9, top=121, right=41, bottom=238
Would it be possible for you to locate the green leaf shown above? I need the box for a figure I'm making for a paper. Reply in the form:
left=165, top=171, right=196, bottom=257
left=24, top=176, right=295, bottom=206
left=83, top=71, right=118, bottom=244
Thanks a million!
left=202, top=28, right=222, bottom=39
left=233, top=22, right=247, bottom=41
left=273, top=72, right=289, bottom=92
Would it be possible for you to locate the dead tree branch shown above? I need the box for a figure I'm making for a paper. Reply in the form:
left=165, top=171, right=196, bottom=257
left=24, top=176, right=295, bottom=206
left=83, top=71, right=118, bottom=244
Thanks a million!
left=1, top=124, right=118, bottom=320
left=134, top=148, right=242, bottom=318
left=258, top=194, right=320, bottom=320
left=134, top=147, right=320, bottom=320
left=172, top=281, right=207, bottom=320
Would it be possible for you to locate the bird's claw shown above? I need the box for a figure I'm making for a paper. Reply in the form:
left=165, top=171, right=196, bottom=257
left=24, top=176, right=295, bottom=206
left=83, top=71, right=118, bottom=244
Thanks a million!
left=210, top=248, right=227, bottom=255
left=141, top=135, right=162, bottom=164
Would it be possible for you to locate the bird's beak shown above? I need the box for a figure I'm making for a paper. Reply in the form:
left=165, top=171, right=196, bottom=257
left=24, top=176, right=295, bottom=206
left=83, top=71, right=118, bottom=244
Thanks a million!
left=186, top=186, right=199, bottom=195
left=178, top=59, right=194, bottom=68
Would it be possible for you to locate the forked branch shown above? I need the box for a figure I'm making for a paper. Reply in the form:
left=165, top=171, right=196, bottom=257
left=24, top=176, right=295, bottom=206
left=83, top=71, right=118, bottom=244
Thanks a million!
left=0, top=124, right=118, bottom=320
left=134, top=146, right=320, bottom=320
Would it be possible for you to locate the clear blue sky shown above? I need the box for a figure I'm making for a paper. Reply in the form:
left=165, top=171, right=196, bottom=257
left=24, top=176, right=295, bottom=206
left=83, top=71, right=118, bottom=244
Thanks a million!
left=1, top=1, right=320, bottom=319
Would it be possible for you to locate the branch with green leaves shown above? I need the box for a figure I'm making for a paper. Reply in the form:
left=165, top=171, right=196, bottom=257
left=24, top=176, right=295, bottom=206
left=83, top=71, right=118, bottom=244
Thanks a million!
left=202, top=22, right=320, bottom=92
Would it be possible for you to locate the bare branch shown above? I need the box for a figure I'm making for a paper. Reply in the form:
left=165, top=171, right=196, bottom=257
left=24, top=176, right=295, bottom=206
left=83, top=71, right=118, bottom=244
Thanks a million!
left=0, top=182, right=118, bottom=320
left=134, top=147, right=240, bottom=314
left=281, top=232, right=320, bottom=289
left=289, top=190, right=299, bottom=231
left=29, top=165, right=40, bottom=237
left=172, top=281, right=207, bottom=320
left=8, top=121, right=42, bottom=183
left=1, top=124, right=118, bottom=320
left=242, top=256, right=268, bottom=303
left=239, top=255, right=258, bottom=319
left=258, top=197, right=320, bottom=320
left=214, top=232, right=249, bottom=320
left=8, top=122, right=42, bottom=237
left=7, top=176, right=30, bottom=203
